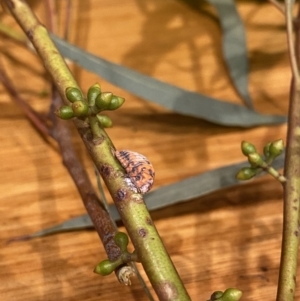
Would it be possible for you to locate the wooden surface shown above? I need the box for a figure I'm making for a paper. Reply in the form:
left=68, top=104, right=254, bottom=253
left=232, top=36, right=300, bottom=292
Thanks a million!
left=0, top=1, right=295, bottom=300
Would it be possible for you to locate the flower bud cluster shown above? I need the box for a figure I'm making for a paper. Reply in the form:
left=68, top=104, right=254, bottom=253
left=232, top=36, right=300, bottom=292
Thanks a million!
left=55, top=84, right=125, bottom=128
left=236, top=140, right=284, bottom=181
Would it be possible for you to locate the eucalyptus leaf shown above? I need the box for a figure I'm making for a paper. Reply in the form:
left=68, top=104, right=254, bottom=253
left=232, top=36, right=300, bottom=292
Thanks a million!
left=207, top=0, right=253, bottom=108
left=23, top=155, right=285, bottom=238
left=51, top=35, right=286, bottom=127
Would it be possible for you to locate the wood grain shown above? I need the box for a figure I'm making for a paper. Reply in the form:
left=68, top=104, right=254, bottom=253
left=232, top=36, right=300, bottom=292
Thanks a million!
left=0, top=1, right=295, bottom=300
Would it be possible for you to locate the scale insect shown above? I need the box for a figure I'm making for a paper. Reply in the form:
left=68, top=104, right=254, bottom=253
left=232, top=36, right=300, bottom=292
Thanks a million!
left=115, top=150, right=155, bottom=194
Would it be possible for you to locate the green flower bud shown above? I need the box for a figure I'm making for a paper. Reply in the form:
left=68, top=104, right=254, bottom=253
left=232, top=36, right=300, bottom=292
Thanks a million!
left=114, top=232, right=129, bottom=252
left=269, top=139, right=284, bottom=157
left=96, top=114, right=113, bottom=128
left=108, top=95, right=125, bottom=110
left=236, top=167, right=256, bottom=181
left=65, top=87, right=84, bottom=103
left=72, top=100, right=89, bottom=117
left=55, top=105, right=74, bottom=119
left=221, top=288, right=242, bottom=301
left=94, top=259, right=117, bottom=276
left=263, top=142, right=271, bottom=158
left=87, top=83, right=101, bottom=106
left=95, top=92, right=113, bottom=110
left=241, top=141, right=256, bottom=156
left=248, top=153, right=264, bottom=167
left=210, top=291, right=223, bottom=301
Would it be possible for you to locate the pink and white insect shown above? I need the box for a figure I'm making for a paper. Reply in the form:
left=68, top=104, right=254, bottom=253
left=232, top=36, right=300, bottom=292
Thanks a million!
left=115, top=150, right=155, bottom=194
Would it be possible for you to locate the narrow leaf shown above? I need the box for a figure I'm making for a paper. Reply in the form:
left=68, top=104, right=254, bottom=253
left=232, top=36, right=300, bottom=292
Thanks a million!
left=207, top=0, right=253, bottom=108
left=22, top=155, right=285, bottom=237
left=51, top=35, right=286, bottom=127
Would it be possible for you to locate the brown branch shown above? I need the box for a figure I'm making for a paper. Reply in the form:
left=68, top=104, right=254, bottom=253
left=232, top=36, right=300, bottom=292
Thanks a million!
left=43, top=0, right=120, bottom=261
left=49, top=87, right=121, bottom=261
left=0, top=56, right=121, bottom=261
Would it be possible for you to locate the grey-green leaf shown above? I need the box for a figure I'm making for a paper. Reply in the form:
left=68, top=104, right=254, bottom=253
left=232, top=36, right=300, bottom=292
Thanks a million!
left=21, top=155, right=284, bottom=238
left=51, top=35, right=286, bottom=127
left=207, top=0, right=253, bottom=108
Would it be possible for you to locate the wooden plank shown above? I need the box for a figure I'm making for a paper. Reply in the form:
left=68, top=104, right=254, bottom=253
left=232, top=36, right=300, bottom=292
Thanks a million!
left=0, top=1, right=293, bottom=300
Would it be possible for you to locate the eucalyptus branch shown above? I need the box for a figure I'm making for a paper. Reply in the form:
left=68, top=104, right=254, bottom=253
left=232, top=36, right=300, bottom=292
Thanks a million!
left=3, top=0, right=192, bottom=300
left=0, top=53, right=121, bottom=264
left=49, top=87, right=122, bottom=262
left=276, top=1, right=300, bottom=301
left=286, top=0, right=300, bottom=79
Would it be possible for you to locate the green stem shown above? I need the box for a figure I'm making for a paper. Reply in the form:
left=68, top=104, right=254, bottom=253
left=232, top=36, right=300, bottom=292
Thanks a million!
left=4, top=1, right=192, bottom=300
left=263, top=165, right=287, bottom=183
left=277, top=2, right=300, bottom=301
left=277, top=85, right=300, bottom=301
left=4, top=0, right=79, bottom=103
left=87, top=116, right=191, bottom=301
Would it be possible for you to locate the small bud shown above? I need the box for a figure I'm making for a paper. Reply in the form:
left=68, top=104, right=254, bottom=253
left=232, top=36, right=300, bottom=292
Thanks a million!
left=96, top=114, right=113, bottom=128
left=94, top=259, right=117, bottom=276
left=263, top=142, right=271, bottom=158
left=221, top=288, right=242, bottom=301
left=55, top=105, right=74, bottom=119
left=114, top=232, right=129, bottom=252
left=87, top=83, right=101, bottom=106
left=108, top=95, right=125, bottom=110
left=65, top=87, right=84, bottom=103
left=95, top=92, right=113, bottom=110
left=248, top=153, right=265, bottom=167
left=210, top=291, right=223, bottom=301
left=269, top=139, right=284, bottom=158
left=241, top=141, right=256, bottom=156
left=236, top=167, right=256, bottom=181
left=72, top=100, right=89, bottom=117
